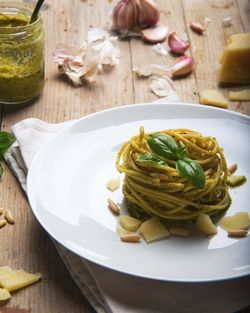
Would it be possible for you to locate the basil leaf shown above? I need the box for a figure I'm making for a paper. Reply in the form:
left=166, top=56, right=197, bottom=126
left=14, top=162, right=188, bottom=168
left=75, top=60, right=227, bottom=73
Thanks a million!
left=137, top=153, right=166, bottom=166
left=176, top=157, right=205, bottom=189
left=0, top=131, right=16, bottom=178
left=0, top=132, right=16, bottom=156
left=176, top=146, right=187, bottom=160
left=0, top=163, right=3, bottom=178
left=147, top=134, right=179, bottom=160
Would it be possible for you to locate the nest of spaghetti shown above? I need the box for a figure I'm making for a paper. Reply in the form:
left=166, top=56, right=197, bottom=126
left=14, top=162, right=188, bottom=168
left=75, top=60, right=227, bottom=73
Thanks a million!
left=116, top=127, right=231, bottom=222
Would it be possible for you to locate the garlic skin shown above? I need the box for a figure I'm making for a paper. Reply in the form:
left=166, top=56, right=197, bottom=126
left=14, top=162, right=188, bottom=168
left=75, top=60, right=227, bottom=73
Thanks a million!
left=112, top=0, right=159, bottom=31
left=137, top=0, right=160, bottom=29
left=170, top=56, right=193, bottom=78
left=150, top=75, right=176, bottom=97
left=133, top=64, right=170, bottom=77
left=168, top=32, right=190, bottom=54
left=112, top=0, right=137, bottom=31
left=190, top=21, right=205, bottom=34
left=153, top=43, right=168, bottom=56
left=222, top=16, right=232, bottom=27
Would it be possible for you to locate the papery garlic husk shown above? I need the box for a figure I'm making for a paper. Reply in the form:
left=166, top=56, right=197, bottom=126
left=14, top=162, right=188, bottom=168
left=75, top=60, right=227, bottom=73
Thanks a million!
left=112, top=0, right=138, bottom=31
left=54, top=44, right=98, bottom=86
left=190, top=21, right=205, bottom=34
left=150, top=75, right=176, bottom=97
left=153, top=43, right=168, bottom=56
left=170, top=56, right=193, bottom=78
left=168, top=32, right=190, bottom=54
left=222, top=16, right=232, bottom=27
left=136, top=0, right=160, bottom=29
left=87, top=28, right=110, bottom=43
left=133, top=64, right=170, bottom=77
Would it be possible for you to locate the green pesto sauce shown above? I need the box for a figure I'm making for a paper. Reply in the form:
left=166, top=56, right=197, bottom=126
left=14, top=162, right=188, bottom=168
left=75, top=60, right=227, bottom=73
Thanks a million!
left=0, top=12, right=44, bottom=104
left=0, top=13, right=29, bottom=27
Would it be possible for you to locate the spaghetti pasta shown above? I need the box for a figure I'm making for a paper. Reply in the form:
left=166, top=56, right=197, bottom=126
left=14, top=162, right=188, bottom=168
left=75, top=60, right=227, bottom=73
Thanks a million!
left=116, top=127, right=231, bottom=222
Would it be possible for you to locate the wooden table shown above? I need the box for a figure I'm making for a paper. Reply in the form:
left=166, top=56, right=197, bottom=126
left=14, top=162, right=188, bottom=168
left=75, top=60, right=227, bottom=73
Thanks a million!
left=0, top=0, right=249, bottom=312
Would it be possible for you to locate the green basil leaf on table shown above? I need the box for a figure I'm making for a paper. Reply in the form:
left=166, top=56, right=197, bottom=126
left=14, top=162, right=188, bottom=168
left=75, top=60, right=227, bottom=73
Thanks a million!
left=137, top=153, right=166, bottom=166
left=176, top=157, right=205, bottom=189
left=0, top=132, right=16, bottom=156
left=0, top=131, right=16, bottom=178
left=0, top=164, right=3, bottom=178
left=147, top=134, right=179, bottom=160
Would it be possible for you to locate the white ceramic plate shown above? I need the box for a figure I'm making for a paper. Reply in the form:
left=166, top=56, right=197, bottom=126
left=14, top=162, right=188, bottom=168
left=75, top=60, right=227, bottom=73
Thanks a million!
left=27, top=103, right=250, bottom=282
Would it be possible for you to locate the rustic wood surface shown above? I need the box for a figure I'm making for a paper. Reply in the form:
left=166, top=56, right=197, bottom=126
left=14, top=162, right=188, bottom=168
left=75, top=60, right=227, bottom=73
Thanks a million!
left=0, top=0, right=249, bottom=312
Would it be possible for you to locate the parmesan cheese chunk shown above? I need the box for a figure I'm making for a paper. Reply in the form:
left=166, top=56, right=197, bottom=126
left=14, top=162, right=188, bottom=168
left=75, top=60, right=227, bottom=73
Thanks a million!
left=139, top=217, right=169, bottom=243
left=0, top=288, right=11, bottom=301
left=229, top=89, right=250, bottom=101
left=196, top=213, right=217, bottom=235
left=219, top=33, right=250, bottom=84
left=106, top=177, right=120, bottom=191
left=0, top=266, right=41, bottom=292
left=220, top=212, right=250, bottom=231
left=200, top=90, right=229, bottom=108
left=119, top=215, right=142, bottom=232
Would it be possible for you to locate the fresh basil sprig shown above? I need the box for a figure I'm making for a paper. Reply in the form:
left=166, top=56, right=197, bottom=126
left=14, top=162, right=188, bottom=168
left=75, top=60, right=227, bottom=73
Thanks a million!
left=147, top=134, right=179, bottom=160
left=0, top=131, right=16, bottom=178
left=0, top=164, right=3, bottom=178
left=137, top=153, right=166, bottom=166
left=145, top=133, right=205, bottom=189
left=0, top=132, right=16, bottom=155
left=176, top=158, right=205, bottom=189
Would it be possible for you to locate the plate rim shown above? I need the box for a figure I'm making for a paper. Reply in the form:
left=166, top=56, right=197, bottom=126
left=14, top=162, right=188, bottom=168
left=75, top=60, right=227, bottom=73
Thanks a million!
left=27, top=102, right=250, bottom=282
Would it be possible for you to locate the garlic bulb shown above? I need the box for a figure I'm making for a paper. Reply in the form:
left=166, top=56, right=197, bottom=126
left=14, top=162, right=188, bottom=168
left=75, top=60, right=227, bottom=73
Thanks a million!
left=112, top=0, right=160, bottom=31
left=112, top=0, right=137, bottom=31
left=137, top=0, right=160, bottom=29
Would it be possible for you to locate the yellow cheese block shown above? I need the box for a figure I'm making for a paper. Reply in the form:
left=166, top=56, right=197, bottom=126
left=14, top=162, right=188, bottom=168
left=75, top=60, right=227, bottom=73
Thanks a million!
left=219, top=33, right=250, bottom=84
left=0, top=288, right=11, bottom=301
left=200, top=89, right=229, bottom=108
left=0, top=266, right=41, bottom=292
left=229, top=89, right=250, bottom=101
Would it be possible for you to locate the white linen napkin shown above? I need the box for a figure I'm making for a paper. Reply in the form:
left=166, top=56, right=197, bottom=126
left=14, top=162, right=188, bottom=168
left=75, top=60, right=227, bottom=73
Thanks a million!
left=4, top=117, right=250, bottom=313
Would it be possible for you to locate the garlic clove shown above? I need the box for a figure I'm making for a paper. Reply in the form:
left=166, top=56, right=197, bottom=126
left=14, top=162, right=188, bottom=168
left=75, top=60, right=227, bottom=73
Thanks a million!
left=170, top=56, right=193, bottom=78
left=137, top=0, right=160, bottom=29
left=141, top=25, right=168, bottom=43
left=112, top=0, right=137, bottom=31
left=168, top=32, right=190, bottom=54
left=190, top=21, right=205, bottom=34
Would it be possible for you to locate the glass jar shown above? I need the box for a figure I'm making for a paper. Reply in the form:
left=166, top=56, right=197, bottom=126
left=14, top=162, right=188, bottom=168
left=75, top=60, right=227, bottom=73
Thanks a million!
left=0, top=2, right=45, bottom=104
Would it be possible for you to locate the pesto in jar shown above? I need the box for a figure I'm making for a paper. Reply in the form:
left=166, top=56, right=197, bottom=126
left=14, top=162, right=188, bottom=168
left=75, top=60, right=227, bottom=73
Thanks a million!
left=0, top=6, right=45, bottom=104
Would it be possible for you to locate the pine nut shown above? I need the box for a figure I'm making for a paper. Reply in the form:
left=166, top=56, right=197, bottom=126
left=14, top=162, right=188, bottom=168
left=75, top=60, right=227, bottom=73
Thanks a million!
left=227, top=163, right=237, bottom=175
left=0, top=207, right=4, bottom=215
left=4, top=209, right=15, bottom=224
left=120, top=233, right=141, bottom=242
left=107, top=198, right=120, bottom=215
left=227, top=230, right=248, bottom=238
left=169, top=227, right=190, bottom=237
left=0, top=220, right=7, bottom=229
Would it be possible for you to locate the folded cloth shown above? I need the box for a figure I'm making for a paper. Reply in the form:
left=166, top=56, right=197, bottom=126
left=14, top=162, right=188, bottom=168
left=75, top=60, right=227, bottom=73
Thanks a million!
left=5, top=117, right=250, bottom=313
